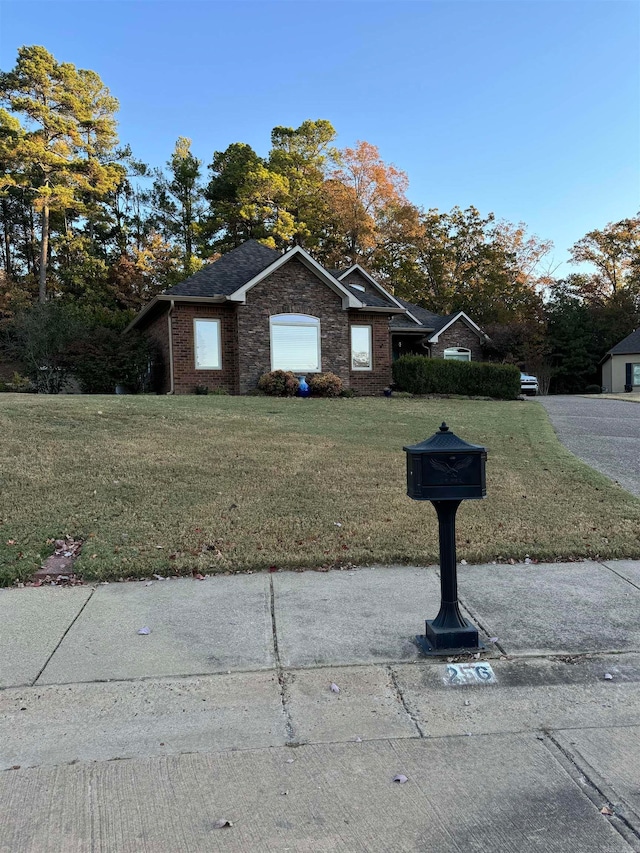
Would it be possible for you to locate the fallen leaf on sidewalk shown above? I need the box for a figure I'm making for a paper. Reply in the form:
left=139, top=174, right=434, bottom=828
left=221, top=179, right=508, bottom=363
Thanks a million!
left=330, top=683, right=340, bottom=693
left=213, top=819, right=233, bottom=829
left=137, top=627, right=151, bottom=635
left=600, top=806, right=614, bottom=816
left=393, top=774, right=408, bottom=784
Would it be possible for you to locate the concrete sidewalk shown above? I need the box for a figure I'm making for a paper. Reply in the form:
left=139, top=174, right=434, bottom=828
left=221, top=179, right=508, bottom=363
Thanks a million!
left=3, top=561, right=640, bottom=851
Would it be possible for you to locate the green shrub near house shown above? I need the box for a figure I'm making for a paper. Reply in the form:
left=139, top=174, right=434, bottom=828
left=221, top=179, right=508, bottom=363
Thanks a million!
left=393, top=355, right=520, bottom=399
left=257, top=370, right=299, bottom=396
left=308, top=372, right=343, bottom=397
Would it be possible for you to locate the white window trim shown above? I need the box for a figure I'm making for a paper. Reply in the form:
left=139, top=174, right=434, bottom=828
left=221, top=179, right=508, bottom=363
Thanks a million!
left=443, top=347, right=471, bottom=361
left=194, top=318, right=222, bottom=370
left=351, top=324, right=373, bottom=371
left=269, top=314, right=321, bottom=373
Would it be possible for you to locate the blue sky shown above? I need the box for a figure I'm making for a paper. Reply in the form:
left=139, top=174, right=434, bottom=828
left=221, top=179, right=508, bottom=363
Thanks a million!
left=1, top=0, right=638, bottom=273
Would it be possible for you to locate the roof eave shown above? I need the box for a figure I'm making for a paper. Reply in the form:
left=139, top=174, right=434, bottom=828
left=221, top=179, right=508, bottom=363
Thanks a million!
left=125, top=294, right=227, bottom=333
left=391, top=326, right=435, bottom=333
left=427, top=311, right=488, bottom=343
left=354, top=306, right=406, bottom=314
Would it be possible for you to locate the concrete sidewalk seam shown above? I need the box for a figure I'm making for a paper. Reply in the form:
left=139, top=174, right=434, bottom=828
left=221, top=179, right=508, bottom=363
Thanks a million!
left=458, top=597, right=508, bottom=655
left=599, top=560, right=640, bottom=592
left=7, top=649, right=640, bottom=692
left=543, top=732, right=640, bottom=851
left=31, top=587, right=96, bottom=687
left=388, top=666, right=425, bottom=737
left=269, top=573, right=295, bottom=743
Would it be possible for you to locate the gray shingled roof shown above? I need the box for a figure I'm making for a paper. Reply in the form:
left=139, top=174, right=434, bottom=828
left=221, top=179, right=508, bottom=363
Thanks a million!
left=165, top=240, right=281, bottom=297
left=390, top=297, right=445, bottom=331
left=343, top=284, right=395, bottom=308
left=608, top=328, right=640, bottom=355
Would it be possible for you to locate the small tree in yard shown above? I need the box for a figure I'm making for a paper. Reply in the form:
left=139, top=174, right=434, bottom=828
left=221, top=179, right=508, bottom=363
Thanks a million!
left=10, top=302, right=83, bottom=392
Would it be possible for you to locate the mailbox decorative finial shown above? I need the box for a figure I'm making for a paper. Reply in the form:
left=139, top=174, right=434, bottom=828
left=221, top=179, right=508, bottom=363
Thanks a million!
left=439, top=422, right=449, bottom=432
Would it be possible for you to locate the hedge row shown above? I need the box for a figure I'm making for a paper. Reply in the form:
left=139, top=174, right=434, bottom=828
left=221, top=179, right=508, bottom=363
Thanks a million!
left=392, top=355, right=520, bottom=399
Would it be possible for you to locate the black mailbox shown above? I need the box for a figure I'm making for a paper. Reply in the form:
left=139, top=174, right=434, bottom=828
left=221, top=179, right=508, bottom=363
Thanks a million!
left=404, top=422, right=488, bottom=655
left=404, top=422, right=486, bottom=501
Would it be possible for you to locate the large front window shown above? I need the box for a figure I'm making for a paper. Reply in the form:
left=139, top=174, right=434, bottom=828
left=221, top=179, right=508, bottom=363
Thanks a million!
left=633, top=364, right=640, bottom=385
left=351, top=325, right=372, bottom=370
left=270, top=314, right=321, bottom=372
left=194, top=319, right=221, bottom=369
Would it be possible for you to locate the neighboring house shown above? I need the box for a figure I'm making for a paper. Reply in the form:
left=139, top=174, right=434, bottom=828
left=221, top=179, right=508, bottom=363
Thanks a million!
left=600, top=329, right=640, bottom=392
left=127, top=240, right=488, bottom=395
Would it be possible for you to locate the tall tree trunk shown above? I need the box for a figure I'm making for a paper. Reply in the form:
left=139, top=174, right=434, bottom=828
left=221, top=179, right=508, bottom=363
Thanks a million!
left=27, top=204, right=36, bottom=275
left=1, top=198, right=11, bottom=278
left=39, top=200, right=49, bottom=302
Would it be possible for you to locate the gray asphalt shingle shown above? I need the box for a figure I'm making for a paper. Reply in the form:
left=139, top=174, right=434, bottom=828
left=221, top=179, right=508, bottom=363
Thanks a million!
left=165, top=240, right=282, bottom=298
left=608, top=328, right=640, bottom=356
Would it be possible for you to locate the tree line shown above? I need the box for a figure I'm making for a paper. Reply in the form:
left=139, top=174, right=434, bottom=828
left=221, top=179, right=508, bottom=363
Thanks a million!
left=1, top=45, right=639, bottom=393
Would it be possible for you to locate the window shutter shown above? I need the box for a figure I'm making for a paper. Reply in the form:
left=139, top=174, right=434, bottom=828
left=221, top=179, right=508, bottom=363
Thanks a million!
left=626, top=363, right=632, bottom=390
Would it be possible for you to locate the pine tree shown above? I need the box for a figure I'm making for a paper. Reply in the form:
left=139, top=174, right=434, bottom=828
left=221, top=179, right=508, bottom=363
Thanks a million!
left=0, top=45, right=120, bottom=301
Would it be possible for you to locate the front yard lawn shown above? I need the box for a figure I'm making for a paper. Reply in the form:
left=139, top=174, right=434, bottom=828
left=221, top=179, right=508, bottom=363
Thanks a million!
left=1, top=394, right=640, bottom=585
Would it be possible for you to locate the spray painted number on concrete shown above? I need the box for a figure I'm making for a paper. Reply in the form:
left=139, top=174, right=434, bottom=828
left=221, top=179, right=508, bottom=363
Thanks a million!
left=444, top=662, right=496, bottom=685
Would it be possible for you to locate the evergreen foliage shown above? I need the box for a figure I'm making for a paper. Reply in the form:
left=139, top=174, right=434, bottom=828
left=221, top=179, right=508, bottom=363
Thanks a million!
left=393, top=356, right=521, bottom=400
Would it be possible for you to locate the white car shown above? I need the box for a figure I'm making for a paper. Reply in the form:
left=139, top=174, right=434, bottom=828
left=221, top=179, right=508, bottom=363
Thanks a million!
left=520, top=372, right=539, bottom=396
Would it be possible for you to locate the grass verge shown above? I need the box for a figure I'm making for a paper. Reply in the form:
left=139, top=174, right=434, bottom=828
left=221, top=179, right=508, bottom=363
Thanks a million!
left=1, top=394, right=640, bottom=585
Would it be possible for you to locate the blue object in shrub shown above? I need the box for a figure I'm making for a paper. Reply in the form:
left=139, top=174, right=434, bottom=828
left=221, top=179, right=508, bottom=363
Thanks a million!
left=298, top=377, right=310, bottom=398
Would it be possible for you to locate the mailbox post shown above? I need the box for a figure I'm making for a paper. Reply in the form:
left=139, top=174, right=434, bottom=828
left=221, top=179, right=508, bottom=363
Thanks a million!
left=404, top=422, right=487, bottom=654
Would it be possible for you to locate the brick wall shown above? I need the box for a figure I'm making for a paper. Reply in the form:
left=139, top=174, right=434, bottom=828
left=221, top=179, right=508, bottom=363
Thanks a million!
left=143, top=308, right=171, bottom=393
left=430, top=319, right=483, bottom=360
left=348, top=312, right=393, bottom=395
left=236, top=257, right=350, bottom=394
left=171, top=303, right=238, bottom=394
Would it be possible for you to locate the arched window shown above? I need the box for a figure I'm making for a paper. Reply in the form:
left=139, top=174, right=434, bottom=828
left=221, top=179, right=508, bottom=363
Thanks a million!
left=443, top=347, right=471, bottom=362
left=270, top=314, right=321, bottom=372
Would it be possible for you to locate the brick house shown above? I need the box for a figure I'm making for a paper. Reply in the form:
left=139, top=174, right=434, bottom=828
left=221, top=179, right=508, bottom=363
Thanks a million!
left=127, top=240, right=487, bottom=395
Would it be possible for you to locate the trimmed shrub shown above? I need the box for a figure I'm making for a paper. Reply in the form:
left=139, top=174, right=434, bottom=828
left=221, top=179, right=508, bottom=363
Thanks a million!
left=68, top=327, right=162, bottom=394
left=307, top=372, right=343, bottom=397
left=393, top=356, right=520, bottom=400
left=257, top=370, right=299, bottom=397
left=8, top=304, right=161, bottom=394
left=585, top=384, right=602, bottom=394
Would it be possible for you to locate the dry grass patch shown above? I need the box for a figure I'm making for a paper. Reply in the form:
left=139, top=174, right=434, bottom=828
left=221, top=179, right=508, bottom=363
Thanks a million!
left=1, top=394, right=640, bottom=585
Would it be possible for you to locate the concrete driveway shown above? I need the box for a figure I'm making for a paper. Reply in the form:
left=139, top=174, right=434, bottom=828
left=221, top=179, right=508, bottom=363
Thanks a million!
left=537, top=395, right=640, bottom=498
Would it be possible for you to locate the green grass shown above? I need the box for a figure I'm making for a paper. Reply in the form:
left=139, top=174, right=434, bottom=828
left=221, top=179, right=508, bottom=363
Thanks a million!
left=1, top=393, right=640, bottom=585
